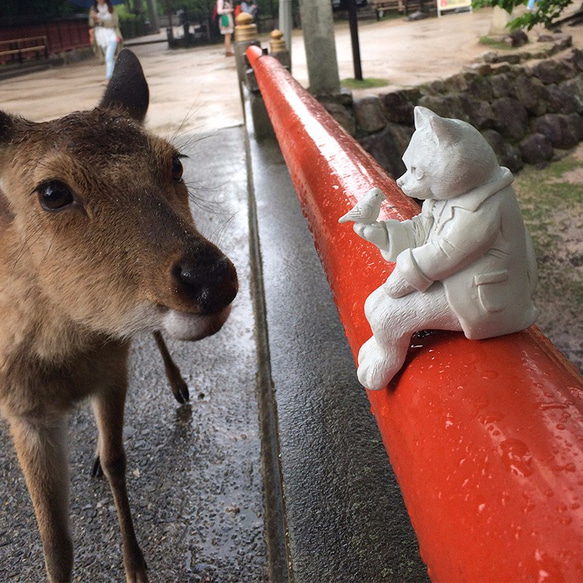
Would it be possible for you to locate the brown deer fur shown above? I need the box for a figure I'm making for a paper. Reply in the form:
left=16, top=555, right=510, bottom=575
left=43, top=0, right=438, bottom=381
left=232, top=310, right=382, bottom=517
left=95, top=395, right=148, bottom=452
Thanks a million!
left=0, top=49, right=238, bottom=582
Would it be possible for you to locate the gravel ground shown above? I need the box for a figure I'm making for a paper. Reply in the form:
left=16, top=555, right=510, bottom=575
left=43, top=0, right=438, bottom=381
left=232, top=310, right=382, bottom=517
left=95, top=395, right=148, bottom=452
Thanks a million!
left=514, top=143, right=583, bottom=373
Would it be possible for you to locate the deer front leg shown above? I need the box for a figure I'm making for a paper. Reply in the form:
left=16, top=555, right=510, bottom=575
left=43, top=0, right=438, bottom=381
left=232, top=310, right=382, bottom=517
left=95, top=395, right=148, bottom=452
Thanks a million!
left=152, top=331, right=190, bottom=404
left=9, top=414, right=73, bottom=582
left=92, top=384, right=148, bottom=583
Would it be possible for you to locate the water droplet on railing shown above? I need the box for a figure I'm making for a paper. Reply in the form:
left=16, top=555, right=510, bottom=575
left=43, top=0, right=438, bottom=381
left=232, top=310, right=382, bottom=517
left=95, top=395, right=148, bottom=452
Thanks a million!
left=499, top=438, right=533, bottom=478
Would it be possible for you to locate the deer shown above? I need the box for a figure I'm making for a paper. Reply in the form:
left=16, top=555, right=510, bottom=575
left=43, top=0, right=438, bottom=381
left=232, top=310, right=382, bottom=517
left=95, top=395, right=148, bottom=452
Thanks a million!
left=0, top=49, right=238, bottom=582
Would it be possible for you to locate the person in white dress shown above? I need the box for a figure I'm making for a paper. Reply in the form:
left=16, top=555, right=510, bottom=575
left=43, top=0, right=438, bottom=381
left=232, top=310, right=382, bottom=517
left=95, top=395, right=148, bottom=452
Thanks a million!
left=89, top=0, right=121, bottom=83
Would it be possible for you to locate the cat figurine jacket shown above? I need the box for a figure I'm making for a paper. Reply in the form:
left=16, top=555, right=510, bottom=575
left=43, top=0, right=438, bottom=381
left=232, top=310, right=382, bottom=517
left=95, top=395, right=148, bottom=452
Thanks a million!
left=347, top=106, right=538, bottom=391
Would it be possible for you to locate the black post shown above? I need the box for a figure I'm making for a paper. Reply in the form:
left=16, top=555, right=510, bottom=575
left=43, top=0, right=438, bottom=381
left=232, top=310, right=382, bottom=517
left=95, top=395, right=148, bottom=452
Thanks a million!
left=165, top=0, right=174, bottom=39
left=346, top=0, right=362, bottom=81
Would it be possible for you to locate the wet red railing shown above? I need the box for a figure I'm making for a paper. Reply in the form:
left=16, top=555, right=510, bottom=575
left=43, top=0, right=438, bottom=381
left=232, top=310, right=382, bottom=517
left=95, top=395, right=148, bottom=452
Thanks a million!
left=246, top=44, right=583, bottom=582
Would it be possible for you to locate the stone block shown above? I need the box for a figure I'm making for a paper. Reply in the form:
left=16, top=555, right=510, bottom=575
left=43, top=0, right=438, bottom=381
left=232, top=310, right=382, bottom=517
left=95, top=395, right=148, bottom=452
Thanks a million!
left=531, top=58, right=572, bottom=84
left=353, top=95, right=387, bottom=134
left=566, top=112, right=583, bottom=142
left=323, top=102, right=356, bottom=136
left=514, top=74, right=548, bottom=116
left=442, top=72, right=470, bottom=94
left=426, top=79, right=447, bottom=96
left=359, top=128, right=407, bottom=179
left=507, top=30, right=529, bottom=48
left=466, top=74, right=494, bottom=102
left=561, top=77, right=583, bottom=113
left=417, top=94, right=469, bottom=122
left=481, top=129, right=524, bottom=172
left=533, top=113, right=580, bottom=149
left=381, top=92, right=415, bottom=124
left=564, top=48, right=583, bottom=72
left=518, top=133, right=554, bottom=164
left=491, top=97, right=529, bottom=141
left=385, top=122, right=415, bottom=157
left=490, top=73, right=514, bottom=98
left=460, top=95, right=493, bottom=129
left=546, top=83, right=579, bottom=114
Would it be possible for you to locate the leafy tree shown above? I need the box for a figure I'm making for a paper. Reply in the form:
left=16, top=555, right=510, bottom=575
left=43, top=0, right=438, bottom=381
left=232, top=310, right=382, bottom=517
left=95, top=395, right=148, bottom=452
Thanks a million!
left=169, top=0, right=214, bottom=19
left=473, top=0, right=580, bottom=30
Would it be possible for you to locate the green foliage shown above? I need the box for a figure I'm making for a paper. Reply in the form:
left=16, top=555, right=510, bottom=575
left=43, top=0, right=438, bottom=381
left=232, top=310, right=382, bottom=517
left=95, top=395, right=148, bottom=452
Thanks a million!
left=472, top=0, right=575, bottom=30
left=116, top=4, right=138, bottom=20
left=172, top=0, right=215, bottom=19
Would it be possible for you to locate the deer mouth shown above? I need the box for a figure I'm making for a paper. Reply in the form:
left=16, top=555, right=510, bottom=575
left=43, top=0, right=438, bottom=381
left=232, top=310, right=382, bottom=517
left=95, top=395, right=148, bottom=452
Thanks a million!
left=161, top=306, right=232, bottom=341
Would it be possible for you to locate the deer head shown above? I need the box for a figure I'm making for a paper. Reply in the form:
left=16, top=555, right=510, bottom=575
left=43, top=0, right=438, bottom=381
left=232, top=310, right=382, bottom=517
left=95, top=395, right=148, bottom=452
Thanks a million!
left=0, top=50, right=238, bottom=362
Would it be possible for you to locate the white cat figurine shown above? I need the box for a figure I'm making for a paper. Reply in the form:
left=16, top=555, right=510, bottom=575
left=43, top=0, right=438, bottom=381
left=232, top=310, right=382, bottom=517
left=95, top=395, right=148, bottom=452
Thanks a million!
left=347, top=106, right=538, bottom=391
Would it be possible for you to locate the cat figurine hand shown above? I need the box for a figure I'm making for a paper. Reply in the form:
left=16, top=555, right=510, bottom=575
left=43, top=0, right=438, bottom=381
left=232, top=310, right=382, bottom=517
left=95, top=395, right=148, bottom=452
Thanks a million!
left=347, top=106, right=538, bottom=391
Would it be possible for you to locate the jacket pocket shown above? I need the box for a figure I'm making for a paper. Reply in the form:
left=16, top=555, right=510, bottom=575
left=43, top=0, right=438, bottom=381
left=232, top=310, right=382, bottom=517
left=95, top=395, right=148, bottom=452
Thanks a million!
left=474, top=270, right=508, bottom=313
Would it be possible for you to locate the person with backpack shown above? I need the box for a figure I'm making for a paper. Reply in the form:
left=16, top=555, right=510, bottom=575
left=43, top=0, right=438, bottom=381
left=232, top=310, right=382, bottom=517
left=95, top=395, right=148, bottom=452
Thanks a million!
left=241, top=1, right=258, bottom=19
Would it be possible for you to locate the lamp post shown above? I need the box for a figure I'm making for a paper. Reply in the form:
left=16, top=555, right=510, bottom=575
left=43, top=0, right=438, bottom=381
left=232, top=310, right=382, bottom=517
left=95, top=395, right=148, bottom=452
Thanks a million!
left=347, top=0, right=363, bottom=81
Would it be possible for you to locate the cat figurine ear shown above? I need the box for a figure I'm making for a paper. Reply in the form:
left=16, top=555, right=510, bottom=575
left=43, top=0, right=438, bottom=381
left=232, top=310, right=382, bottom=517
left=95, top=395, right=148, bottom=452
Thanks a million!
left=415, top=106, right=461, bottom=148
left=413, top=105, right=433, bottom=130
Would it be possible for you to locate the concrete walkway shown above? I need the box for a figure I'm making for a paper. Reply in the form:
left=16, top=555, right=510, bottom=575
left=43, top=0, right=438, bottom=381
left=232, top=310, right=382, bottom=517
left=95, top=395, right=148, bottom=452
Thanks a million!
left=0, top=9, right=582, bottom=582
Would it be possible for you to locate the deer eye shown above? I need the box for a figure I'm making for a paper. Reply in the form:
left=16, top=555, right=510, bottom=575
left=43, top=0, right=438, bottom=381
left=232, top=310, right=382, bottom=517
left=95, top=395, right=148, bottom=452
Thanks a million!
left=171, top=156, right=184, bottom=182
left=36, top=181, right=76, bottom=212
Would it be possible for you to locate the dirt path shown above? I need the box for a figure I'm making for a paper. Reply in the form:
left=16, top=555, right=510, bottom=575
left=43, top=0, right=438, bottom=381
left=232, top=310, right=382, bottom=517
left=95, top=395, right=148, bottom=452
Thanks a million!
left=3, top=7, right=582, bottom=137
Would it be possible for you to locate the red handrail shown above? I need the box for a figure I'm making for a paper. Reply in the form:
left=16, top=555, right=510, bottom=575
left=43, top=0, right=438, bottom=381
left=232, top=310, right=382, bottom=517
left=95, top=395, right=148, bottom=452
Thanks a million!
left=247, top=44, right=583, bottom=582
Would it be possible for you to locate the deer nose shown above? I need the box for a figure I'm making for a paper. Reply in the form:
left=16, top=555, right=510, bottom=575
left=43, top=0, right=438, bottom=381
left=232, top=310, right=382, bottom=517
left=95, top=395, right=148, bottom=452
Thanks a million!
left=173, top=252, right=238, bottom=314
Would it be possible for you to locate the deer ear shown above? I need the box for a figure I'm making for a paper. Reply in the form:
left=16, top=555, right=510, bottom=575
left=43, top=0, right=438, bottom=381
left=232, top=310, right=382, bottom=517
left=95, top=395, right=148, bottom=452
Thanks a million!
left=0, top=111, right=16, bottom=143
left=99, top=49, right=149, bottom=123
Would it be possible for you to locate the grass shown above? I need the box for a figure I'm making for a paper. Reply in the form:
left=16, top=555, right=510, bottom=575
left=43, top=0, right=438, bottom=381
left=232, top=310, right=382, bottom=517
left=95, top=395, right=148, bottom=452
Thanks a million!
left=341, top=77, right=390, bottom=89
left=515, top=154, right=583, bottom=232
left=479, top=35, right=514, bottom=50
left=513, top=151, right=583, bottom=307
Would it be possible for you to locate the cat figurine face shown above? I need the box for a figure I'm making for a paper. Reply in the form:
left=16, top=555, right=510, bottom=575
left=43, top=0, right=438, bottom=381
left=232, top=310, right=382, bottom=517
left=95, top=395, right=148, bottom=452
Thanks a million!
left=397, top=106, right=499, bottom=201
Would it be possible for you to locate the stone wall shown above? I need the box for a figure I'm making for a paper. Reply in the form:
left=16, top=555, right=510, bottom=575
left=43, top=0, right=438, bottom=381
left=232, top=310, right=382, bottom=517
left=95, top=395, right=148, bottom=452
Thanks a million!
left=323, top=44, right=583, bottom=179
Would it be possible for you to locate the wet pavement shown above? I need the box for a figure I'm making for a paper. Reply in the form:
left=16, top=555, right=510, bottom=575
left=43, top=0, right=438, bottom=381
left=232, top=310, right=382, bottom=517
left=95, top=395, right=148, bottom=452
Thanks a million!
left=1, top=9, right=582, bottom=582
left=247, top=125, right=428, bottom=582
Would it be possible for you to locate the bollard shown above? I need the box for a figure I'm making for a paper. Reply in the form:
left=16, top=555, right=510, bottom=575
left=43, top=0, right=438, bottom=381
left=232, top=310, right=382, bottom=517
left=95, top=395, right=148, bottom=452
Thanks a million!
left=234, top=12, right=259, bottom=92
left=269, top=29, right=291, bottom=70
left=245, top=44, right=583, bottom=582
left=234, top=13, right=272, bottom=138
left=234, top=11, right=257, bottom=43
